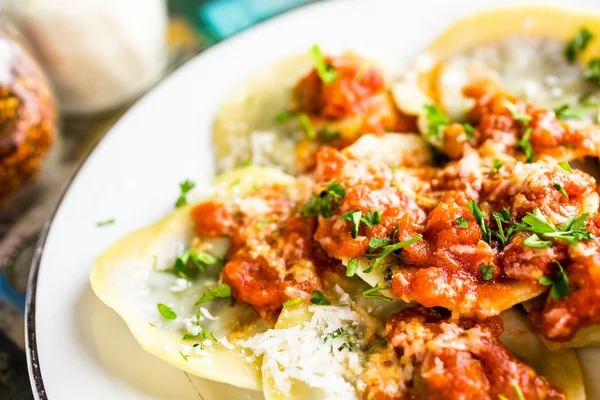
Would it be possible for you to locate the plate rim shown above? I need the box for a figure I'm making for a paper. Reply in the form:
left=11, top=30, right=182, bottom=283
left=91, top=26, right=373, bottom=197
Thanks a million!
left=23, top=1, right=319, bottom=398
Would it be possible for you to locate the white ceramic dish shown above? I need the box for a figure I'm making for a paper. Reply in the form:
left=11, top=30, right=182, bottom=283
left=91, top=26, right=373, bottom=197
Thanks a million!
left=26, top=0, right=600, bottom=399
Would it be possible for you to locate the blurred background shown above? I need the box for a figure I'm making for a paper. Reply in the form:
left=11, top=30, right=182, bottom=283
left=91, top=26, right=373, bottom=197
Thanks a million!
left=0, top=0, right=313, bottom=397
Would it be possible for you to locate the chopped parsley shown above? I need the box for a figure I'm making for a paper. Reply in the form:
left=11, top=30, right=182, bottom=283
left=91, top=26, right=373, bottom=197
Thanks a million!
left=169, top=249, right=218, bottom=280
left=195, top=283, right=232, bottom=305
left=463, top=123, right=474, bottom=142
left=275, top=110, right=293, bottom=123
left=423, top=104, right=448, bottom=140
left=310, top=290, right=331, bottom=305
left=580, top=93, right=599, bottom=107
left=341, top=210, right=362, bottom=238
left=491, top=158, right=503, bottom=173
left=256, top=220, right=269, bottom=229
left=523, top=233, right=551, bottom=249
left=317, top=129, right=341, bottom=142
left=283, top=297, right=303, bottom=307
left=565, top=27, right=594, bottom=63
left=183, top=327, right=217, bottom=342
left=584, top=58, right=600, bottom=86
left=456, top=216, right=471, bottom=229
left=540, top=261, right=569, bottom=300
left=362, top=284, right=392, bottom=302
left=175, top=179, right=196, bottom=208
left=479, top=263, right=494, bottom=282
left=503, top=100, right=534, bottom=162
left=553, top=183, right=569, bottom=200
left=467, top=200, right=492, bottom=242
left=492, top=208, right=515, bottom=247
left=96, top=218, right=115, bottom=227
left=513, top=385, right=526, bottom=400
left=299, top=113, right=316, bottom=139
left=157, top=303, right=177, bottom=320
left=303, top=180, right=347, bottom=218
left=368, top=237, right=390, bottom=249
left=363, top=210, right=381, bottom=226
left=503, top=100, right=532, bottom=125
left=340, top=209, right=381, bottom=238
left=364, top=235, right=422, bottom=270
left=515, top=208, right=592, bottom=246
left=323, top=327, right=347, bottom=343
left=310, top=44, right=338, bottom=84
left=346, top=258, right=359, bottom=277
left=554, top=104, right=585, bottom=120
left=518, top=127, right=534, bottom=163
left=558, top=161, right=573, bottom=173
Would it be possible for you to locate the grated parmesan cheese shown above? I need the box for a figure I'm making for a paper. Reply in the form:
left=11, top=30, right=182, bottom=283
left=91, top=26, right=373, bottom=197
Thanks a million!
left=236, top=306, right=366, bottom=399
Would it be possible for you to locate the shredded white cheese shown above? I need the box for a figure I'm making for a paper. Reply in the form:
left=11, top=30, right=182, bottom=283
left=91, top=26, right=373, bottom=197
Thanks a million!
left=236, top=306, right=365, bottom=399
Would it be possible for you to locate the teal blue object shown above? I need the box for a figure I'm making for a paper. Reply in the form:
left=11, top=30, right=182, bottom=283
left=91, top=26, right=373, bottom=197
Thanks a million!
left=201, top=0, right=305, bottom=38
left=170, top=0, right=308, bottom=42
left=0, top=273, right=24, bottom=313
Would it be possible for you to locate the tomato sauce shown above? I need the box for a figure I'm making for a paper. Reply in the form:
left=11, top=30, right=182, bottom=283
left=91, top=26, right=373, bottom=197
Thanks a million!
left=358, top=307, right=565, bottom=400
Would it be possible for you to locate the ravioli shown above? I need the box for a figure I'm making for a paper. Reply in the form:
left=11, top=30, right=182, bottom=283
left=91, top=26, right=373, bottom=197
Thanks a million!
left=90, top=166, right=297, bottom=390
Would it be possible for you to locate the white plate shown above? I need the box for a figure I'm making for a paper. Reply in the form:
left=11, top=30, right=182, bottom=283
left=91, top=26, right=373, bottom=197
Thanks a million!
left=26, top=0, right=600, bottom=399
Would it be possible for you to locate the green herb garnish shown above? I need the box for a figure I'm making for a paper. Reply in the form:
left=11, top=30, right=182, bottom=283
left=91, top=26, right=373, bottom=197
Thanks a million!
left=303, top=180, right=347, bottom=218
left=519, top=127, right=534, bottom=163
left=503, top=100, right=532, bottom=125
left=540, top=260, right=569, bottom=300
left=275, top=111, right=293, bottom=123
left=341, top=210, right=362, bottom=238
left=479, top=263, right=494, bottom=282
left=584, top=58, right=600, bottom=86
left=170, top=249, right=217, bottom=280
left=467, top=200, right=492, bottom=242
left=514, top=384, right=526, bottom=400
left=492, top=208, right=515, bottom=247
left=310, top=290, right=331, bottom=305
left=491, top=158, right=503, bottom=173
left=423, top=104, right=448, bottom=140
left=580, top=93, right=599, bottom=107
left=554, top=104, right=585, bottom=120
left=346, top=258, right=359, bottom=277
left=340, top=209, right=381, bottom=238
left=317, top=129, right=341, bottom=142
left=523, top=233, right=551, bottom=249
left=195, top=283, right=232, bottom=305
left=157, top=303, right=177, bottom=320
left=515, top=209, right=592, bottom=246
left=463, top=123, right=474, bottom=142
left=558, top=161, right=573, bottom=173
left=553, top=183, right=569, bottom=200
left=362, top=284, right=392, bottom=302
left=363, top=210, right=381, bottom=227
left=310, top=45, right=338, bottom=84
left=175, top=179, right=196, bottom=208
left=283, top=298, right=303, bottom=307
left=456, top=216, right=471, bottom=229
left=565, top=27, right=594, bottom=63
left=299, top=113, right=316, bottom=139
left=364, top=235, right=422, bottom=270
left=96, top=218, right=115, bottom=227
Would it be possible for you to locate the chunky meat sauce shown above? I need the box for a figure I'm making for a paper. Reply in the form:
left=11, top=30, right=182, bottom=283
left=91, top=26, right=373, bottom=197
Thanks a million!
left=460, top=83, right=600, bottom=162
left=191, top=184, right=334, bottom=320
left=190, top=58, right=600, bottom=398
left=358, top=307, right=564, bottom=400
left=293, top=53, right=417, bottom=170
